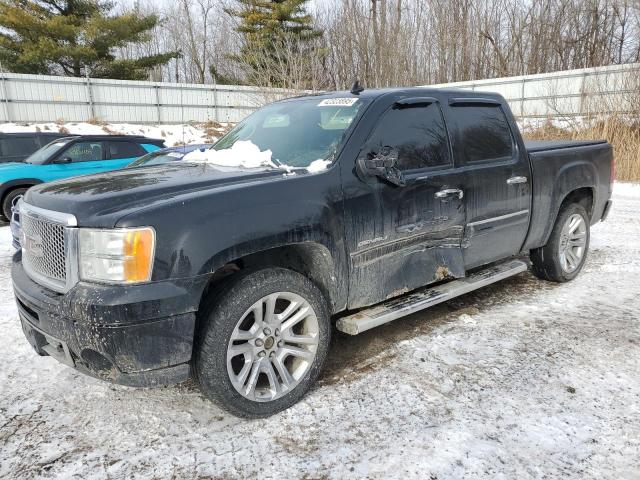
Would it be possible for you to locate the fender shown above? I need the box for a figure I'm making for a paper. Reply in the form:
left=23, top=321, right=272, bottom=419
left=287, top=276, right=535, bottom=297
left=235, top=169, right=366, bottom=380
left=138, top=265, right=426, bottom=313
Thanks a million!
left=0, top=178, right=44, bottom=199
left=543, top=160, right=596, bottom=244
left=205, top=236, right=343, bottom=312
left=524, top=153, right=598, bottom=251
left=114, top=167, right=350, bottom=312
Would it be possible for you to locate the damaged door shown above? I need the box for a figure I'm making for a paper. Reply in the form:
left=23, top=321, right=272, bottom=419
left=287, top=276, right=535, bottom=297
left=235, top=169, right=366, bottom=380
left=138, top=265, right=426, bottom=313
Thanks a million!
left=344, top=97, right=466, bottom=309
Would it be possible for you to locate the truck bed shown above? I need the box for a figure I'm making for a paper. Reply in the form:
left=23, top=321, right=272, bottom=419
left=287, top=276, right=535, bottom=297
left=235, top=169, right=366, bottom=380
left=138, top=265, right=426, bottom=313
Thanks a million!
left=525, top=139, right=607, bottom=153
left=522, top=138, right=613, bottom=253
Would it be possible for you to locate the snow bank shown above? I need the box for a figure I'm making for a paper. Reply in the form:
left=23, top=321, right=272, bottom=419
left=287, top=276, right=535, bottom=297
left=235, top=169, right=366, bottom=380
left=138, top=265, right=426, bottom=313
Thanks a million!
left=613, top=182, right=640, bottom=197
left=182, top=141, right=276, bottom=169
left=0, top=122, right=228, bottom=147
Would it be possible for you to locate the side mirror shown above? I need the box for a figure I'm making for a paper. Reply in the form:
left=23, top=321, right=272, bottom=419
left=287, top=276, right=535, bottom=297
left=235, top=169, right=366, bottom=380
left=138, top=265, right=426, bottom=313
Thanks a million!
left=54, top=156, right=72, bottom=164
left=357, top=146, right=405, bottom=187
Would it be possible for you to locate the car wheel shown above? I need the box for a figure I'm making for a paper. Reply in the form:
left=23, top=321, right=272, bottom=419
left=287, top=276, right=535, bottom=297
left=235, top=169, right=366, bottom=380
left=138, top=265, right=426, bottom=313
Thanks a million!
left=194, top=267, right=331, bottom=418
left=2, top=188, right=27, bottom=221
left=530, top=203, right=590, bottom=282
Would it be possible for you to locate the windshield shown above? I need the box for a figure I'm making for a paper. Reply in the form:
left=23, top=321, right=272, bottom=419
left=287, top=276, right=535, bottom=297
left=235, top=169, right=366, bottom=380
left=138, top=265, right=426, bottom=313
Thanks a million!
left=25, top=138, right=72, bottom=165
left=212, top=97, right=368, bottom=168
left=128, top=150, right=187, bottom=167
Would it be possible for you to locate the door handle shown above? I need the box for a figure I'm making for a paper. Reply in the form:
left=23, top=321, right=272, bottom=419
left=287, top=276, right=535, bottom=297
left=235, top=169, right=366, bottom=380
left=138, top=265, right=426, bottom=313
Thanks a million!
left=507, top=176, right=527, bottom=185
left=435, top=188, right=464, bottom=199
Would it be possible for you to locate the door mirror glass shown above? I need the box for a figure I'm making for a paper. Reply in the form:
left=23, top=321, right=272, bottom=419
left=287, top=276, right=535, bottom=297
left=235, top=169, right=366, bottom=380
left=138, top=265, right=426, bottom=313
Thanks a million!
left=357, top=146, right=405, bottom=187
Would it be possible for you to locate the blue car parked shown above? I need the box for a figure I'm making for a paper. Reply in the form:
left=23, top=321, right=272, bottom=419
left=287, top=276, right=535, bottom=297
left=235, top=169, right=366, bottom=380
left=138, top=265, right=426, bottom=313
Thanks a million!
left=0, top=134, right=164, bottom=219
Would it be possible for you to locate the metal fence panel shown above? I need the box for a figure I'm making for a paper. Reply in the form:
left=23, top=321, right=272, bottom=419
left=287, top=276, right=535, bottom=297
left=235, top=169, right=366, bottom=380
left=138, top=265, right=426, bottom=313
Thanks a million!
left=426, top=63, right=640, bottom=119
left=0, top=72, right=292, bottom=124
left=1, top=64, right=637, bottom=125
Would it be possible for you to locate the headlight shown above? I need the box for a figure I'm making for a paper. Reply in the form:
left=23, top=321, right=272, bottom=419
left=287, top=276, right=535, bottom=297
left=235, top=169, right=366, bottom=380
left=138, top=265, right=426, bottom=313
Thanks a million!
left=78, top=227, right=155, bottom=284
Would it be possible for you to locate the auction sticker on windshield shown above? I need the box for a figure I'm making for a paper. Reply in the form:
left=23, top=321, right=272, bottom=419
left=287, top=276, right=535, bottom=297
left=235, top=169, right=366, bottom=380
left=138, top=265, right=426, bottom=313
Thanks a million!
left=318, top=98, right=359, bottom=107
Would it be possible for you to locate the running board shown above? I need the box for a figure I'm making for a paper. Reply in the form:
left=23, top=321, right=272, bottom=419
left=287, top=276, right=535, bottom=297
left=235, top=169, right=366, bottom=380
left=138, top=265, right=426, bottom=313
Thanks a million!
left=336, top=259, right=528, bottom=335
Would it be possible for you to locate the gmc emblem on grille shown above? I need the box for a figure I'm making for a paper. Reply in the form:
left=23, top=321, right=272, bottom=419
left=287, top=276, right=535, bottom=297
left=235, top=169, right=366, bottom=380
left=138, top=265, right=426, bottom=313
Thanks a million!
left=22, top=232, right=44, bottom=258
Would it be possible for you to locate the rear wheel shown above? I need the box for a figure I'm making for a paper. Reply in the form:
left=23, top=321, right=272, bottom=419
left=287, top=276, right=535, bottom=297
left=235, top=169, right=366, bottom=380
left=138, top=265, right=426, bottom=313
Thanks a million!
left=2, top=187, right=27, bottom=221
left=530, top=203, right=590, bottom=282
left=194, top=268, right=330, bottom=418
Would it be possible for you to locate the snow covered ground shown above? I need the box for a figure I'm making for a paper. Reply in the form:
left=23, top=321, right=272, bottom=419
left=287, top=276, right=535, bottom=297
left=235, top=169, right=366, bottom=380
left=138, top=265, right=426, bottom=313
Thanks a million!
left=0, top=184, right=639, bottom=479
left=0, top=122, right=230, bottom=147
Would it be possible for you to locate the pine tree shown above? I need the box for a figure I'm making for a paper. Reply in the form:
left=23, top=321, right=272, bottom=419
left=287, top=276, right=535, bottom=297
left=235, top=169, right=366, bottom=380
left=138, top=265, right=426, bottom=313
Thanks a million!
left=226, top=0, right=322, bottom=87
left=0, top=0, right=178, bottom=80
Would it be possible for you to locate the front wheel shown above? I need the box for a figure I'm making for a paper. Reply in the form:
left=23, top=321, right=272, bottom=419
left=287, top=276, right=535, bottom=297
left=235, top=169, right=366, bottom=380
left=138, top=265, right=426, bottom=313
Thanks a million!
left=194, top=268, right=331, bottom=418
left=530, top=203, right=590, bottom=282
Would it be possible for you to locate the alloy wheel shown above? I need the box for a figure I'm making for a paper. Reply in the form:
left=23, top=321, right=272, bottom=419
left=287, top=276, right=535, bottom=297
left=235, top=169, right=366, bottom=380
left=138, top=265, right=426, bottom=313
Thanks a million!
left=226, top=292, right=320, bottom=402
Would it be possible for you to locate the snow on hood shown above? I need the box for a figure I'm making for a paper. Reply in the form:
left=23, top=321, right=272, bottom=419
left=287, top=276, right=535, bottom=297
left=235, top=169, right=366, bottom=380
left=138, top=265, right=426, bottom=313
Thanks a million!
left=182, top=140, right=277, bottom=169
left=182, top=140, right=334, bottom=174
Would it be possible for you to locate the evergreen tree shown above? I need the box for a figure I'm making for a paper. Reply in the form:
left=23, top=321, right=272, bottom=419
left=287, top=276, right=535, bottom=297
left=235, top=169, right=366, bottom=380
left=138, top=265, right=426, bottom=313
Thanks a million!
left=0, top=0, right=178, bottom=80
left=226, top=0, right=322, bottom=86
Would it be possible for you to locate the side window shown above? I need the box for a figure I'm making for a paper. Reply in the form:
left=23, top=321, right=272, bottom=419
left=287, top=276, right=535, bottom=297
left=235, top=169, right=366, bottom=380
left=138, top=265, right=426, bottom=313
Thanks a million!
left=0, top=137, right=39, bottom=157
left=108, top=141, right=145, bottom=160
left=62, top=142, right=104, bottom=163
left=451, top=105, right=514, bottom=163
left=366, top=102, right=450, bottom=171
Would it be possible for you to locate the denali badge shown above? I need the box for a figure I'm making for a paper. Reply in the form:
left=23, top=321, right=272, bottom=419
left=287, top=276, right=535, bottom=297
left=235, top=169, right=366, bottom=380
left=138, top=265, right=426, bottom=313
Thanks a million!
left=22, top=231, right=44, bottom=258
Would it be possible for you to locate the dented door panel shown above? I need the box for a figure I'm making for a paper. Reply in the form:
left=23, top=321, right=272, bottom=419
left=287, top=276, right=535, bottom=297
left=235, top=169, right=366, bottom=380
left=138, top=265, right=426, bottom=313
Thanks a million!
left=345, top=170, right=466, bottom=309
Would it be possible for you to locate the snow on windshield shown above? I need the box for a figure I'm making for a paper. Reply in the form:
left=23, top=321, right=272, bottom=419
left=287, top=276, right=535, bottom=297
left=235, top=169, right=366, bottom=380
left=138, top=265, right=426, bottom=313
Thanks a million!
left=306, top=159, right=332, bottom=172
left=182, top=140, right=276, bottom=169
left=182, top=140, right=333, bottom=173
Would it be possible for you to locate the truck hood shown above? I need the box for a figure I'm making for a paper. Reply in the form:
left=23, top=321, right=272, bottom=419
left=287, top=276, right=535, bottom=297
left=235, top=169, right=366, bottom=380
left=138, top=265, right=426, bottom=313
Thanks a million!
left=24, top=162, right=288, bottom=226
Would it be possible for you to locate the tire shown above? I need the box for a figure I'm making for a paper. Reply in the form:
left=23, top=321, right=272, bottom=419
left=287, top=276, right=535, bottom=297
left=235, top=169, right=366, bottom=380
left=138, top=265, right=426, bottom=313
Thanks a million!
left=194, top=267, right=331, bottom=418
left=530, top=203, right=590, bottom=282
left=2, top=187, right=27, bottom=221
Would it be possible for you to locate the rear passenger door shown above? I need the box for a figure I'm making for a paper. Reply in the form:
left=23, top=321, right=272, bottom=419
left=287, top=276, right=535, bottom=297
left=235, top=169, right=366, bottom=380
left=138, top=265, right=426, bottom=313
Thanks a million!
left=446, top=99, right=532, bottom=269
left=344, top=97, right=467, bottom=309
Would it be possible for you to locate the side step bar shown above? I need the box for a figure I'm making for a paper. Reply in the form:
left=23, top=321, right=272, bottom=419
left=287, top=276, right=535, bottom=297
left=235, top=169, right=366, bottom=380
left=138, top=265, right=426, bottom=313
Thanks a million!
left=336, top=259, right=528, bottom=335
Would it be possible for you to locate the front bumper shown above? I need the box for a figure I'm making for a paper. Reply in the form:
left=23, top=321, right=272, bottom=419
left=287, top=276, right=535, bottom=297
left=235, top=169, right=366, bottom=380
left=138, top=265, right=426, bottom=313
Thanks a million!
left=12, top=252, right=210, bottom=387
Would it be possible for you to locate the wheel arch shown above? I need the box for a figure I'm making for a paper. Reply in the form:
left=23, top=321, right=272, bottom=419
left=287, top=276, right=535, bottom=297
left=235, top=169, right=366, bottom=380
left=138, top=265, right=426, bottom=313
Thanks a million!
left=525, top=154, right=598, bottom=251
left=0, top=178, right=43, bottom=202
left=542, top=186, right=594, bottom=245
left=198, top=242, right=343, bottom=316
left=0, top=179, right=43, bottom=217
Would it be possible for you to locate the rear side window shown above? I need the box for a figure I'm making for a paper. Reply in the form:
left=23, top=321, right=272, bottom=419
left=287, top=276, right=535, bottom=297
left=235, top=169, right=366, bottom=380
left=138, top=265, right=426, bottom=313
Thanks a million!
left=62, top=142, right=104, bottom=162
left=451, top=105, right=514, bottom=163
left=0, top=137, right=39, bottom=157
left=108, top=141, right=145, bottom=159
left=365, top=102, right=450, bottom=171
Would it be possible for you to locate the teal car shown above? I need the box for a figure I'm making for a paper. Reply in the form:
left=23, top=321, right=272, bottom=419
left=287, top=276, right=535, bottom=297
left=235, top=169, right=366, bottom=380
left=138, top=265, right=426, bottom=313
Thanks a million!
left=0, top=135, right=164, bottom=219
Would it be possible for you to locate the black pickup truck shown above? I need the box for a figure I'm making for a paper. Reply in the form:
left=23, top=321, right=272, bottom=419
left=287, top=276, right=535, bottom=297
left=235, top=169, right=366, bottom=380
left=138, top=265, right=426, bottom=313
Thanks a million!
left=11, top=87, right=613, bottom=418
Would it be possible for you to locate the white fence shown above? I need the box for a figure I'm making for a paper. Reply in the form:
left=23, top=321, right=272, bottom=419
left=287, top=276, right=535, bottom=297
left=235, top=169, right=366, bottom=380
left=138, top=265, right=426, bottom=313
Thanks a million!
left=1, top=64, right=638, bottom=125
left=425, top=63, right=640, bottom=120
left=0, top=72, right=294, bottom=124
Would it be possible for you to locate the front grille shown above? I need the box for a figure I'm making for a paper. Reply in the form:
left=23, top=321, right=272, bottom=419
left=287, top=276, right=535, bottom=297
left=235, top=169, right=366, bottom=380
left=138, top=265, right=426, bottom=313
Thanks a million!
left=21, top=205, right=70, bottom=291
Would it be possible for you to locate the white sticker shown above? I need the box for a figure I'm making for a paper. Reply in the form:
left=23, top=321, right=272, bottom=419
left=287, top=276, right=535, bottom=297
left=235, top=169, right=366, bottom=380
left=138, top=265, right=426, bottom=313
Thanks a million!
left=167, top=152, right=184, bottom=158
left=318, top=98, right=358, bottom=107
left=53, top=142, right=66, bottom=147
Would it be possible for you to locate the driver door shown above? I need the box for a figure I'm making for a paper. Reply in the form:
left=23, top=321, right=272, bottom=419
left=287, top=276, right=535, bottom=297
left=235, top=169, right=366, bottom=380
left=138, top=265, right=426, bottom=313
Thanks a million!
left=342, top=97, right=467, bottom=309
left=43, top=141, right=107, bottom=181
